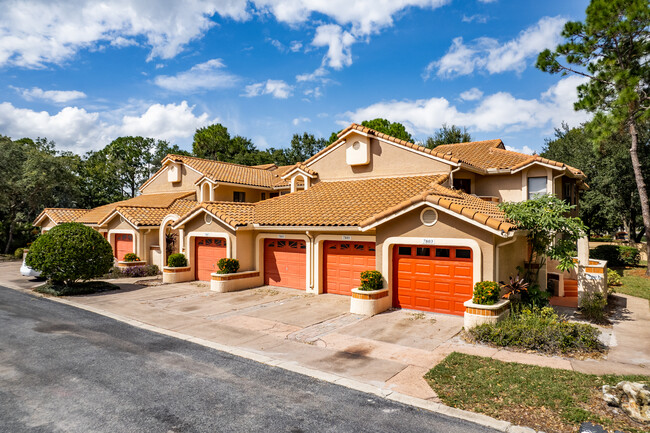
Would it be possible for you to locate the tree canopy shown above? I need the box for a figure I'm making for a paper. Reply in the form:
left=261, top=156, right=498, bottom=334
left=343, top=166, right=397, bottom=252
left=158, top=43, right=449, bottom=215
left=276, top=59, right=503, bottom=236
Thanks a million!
left=425, top=124, right=472, bottom=149
left=537, top=0, right=650, bottom=274
left=360, top=118, right=414, bottom=142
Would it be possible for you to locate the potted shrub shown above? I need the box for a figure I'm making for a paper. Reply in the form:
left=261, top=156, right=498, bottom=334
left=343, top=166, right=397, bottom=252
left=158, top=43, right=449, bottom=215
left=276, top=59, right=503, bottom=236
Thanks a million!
left=217, top=258, right=240, bottom=274
left=350, top=270, right=390, bottom=316
left=162, top=253, right=192, bottom=284
left=211, top=258, right=262, bottom=293
left=463, top=281, right=510, bottom=329
left=117, top=252, right=145, bottom=268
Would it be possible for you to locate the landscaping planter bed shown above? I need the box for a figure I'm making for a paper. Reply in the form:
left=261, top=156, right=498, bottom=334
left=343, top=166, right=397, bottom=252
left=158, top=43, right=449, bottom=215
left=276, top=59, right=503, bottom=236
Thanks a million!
left=463, top=299, right=510, bottom=329
left=349, top=288, right=390, bottom=316
left=210, top=271, right=262, bottom=293
left=162, top=266, right=192, bottom=283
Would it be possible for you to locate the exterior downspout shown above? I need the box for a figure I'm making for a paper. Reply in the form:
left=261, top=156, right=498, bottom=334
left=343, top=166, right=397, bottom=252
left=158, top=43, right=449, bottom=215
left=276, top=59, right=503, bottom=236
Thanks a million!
left=449, top=166, right=461, bottom=188
left=551, top=171, right=564, bottom=196
left=495, top=235, right=518, bottom=281
left=306, top=231, right=314, bottom=291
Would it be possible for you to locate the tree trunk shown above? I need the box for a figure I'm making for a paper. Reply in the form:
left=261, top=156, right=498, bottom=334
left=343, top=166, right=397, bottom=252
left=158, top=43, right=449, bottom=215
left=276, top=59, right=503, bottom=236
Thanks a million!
left=3, top=220, right=15, bottom=255
left=628, top=121, right=650, bottom=275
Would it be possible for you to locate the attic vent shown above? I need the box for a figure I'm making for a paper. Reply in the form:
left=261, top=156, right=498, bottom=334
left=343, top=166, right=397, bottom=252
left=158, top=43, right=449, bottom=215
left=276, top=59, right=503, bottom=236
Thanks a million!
left=204, top=213, right=212, bottom=225
left=420, top=208, right=438, bottom=226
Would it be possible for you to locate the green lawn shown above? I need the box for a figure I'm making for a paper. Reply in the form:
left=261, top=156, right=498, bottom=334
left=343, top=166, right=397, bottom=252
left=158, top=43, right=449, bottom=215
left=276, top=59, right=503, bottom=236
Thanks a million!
left=425, top=352, right=649, bottom=433
left=611, top=263, right=650, bottom=302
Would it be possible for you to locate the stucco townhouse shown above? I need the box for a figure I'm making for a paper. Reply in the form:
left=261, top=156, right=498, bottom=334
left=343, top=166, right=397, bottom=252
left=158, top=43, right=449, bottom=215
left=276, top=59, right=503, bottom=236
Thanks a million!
left=34, top=123, right=590, bottom=316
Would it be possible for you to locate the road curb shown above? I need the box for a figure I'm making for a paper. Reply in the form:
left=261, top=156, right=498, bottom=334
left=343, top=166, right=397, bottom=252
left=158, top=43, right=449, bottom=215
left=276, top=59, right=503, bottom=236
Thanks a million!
left=22, top=288, right=538, bottom=432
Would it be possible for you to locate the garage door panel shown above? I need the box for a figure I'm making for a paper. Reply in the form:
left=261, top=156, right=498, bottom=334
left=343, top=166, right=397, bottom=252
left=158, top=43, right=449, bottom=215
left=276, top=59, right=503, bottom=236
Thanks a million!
left=393, top=245, right=474, bottom=316
left=264, top=239, right=306, bottom=290
left=323, top=241, right=376, bottom=296
left=195, top=237, right=227, bottom=281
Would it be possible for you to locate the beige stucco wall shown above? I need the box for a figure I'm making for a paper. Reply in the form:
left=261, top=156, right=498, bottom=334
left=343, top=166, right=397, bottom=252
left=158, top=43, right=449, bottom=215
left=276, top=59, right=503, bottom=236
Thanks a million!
left=495, top=235, right=527, bottom=284
left=309, top=134, right=451, bottom=181
left=141, top=228, right=160, bottom=265
left=375, top=208, right=496, bottom=285
left=141, top=164, right=201, bottom=194
left=474, top=174, right=523, bottom=202
left=40, top=217, right=57, bottom=231
left=212, top=184, right=268, bottom=203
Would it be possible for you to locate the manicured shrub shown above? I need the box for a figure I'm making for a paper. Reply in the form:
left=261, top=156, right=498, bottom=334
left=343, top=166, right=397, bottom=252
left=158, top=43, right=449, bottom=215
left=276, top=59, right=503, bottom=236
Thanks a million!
left=106, top=265, right=160, bottom=279
left=359, top=270, right=383, bottom=291
left=217, top=258, right=240, bottom=274
left=607, top=269, right=622, bottom=287
left=468, top=306, right=602, bottom=354
left=26, top=223, right=114, bottom=285
left=122, top=253, right=140, bottom=262
left=617, top=246, right=640, bottom=266
left=590, top=245, right=640, bottom=267
left=579, top=291, right=608, bottom=323
left=472, top=281, right=500, bottom=305
left=14, top=247, right=24, bottom=259
left=167, top=253, right=187, bottom=267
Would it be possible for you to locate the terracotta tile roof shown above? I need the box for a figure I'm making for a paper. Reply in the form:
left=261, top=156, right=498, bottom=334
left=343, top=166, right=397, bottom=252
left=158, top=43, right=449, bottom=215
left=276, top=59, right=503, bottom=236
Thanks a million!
left=34, top=208, right=90, bottom=225
left=432, top=141, right=585, bottom=176
left=115, top=199, right=198, bottom=227
left=196, top=201, right=256, bottom=227
left=164, top=154, right=287, bottom=188
left=175, top=174, right=514, bottom=233
left=78, top=191, right=195, bottom=225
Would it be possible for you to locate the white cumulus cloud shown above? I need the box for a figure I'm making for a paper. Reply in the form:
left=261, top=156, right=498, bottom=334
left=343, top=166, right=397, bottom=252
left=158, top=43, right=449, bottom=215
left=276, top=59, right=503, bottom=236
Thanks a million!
left=243, top=79, right=293, bottom=99
left=425, top=16, right=566, bottom=79
left=459, top=88, right=483, bottom=101
left=0, top=100, right=218, bottom=153
left=341, top=76, right=590, bottom=135
left=154, top=59, right=239, bottom=92
left=311, top=24, right=355, bottom=69
left=0, top=0, right=249, bottom=68
left=11, top=86, right=87, bottom=103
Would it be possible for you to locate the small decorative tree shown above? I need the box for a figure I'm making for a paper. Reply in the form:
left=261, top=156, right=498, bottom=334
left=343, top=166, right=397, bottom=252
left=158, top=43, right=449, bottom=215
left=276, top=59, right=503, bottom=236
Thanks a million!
left=26, top=223, right=114, bottom=286
left=499, top=195, right=587, bottom=284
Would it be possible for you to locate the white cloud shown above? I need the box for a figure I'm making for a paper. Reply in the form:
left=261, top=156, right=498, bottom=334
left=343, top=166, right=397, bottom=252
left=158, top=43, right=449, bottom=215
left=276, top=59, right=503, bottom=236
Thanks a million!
left=267, top=38, right=286, bottom=52
left=459, top=87, right=483, bottom=101
left=253, top=0, right=448, bottom=35
left=11, top=86, right=86, bottom=103
left=296, top=66, right=329, bottom=83
left=0, top=100, right=218, bottom=153
left=426, top=16, right=566, bottom=79
left=462, top=14, right=488, bottom=24
left=341, top=76, right=590, bottom=135
left=505, top=144, right=535, bottom=155
left=289, top=41, right=303, bottom=52
left=292, top=117, right=311, bottom=126
left=0, top=0, right=249, bottom=68
left=311, top=24, right=355, bottom=69
left=154, top=59, right=239, bottom=92
left=243, top=79, right=293, bottom=99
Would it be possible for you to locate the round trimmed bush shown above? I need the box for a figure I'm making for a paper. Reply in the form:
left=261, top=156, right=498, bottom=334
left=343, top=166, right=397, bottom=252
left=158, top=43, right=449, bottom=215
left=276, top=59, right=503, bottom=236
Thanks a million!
left=26, top=223, right=114, bottom=285
left=14, top=247, right=24, bottom=259
left=123, top=253, right=140, bottom=262
left=472, top=281, right=501, bottom=305
left=167, top=253, right=187, bottom=267
left=217, top=258, right=240, bottom=274
left=359, top=270, right=383, bottom=291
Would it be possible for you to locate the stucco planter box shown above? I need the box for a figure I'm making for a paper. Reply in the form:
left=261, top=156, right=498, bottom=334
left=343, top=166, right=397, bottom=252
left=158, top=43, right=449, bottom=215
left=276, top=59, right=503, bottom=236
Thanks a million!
left=350, top=288, right=391, bottom=316
left=463, top=299, right=510, bottom=329
left=117, top=260, right=146, bottom=268
left=210, top=271, right=262, bottom=293
left=162, top=266, right=192, bottom=284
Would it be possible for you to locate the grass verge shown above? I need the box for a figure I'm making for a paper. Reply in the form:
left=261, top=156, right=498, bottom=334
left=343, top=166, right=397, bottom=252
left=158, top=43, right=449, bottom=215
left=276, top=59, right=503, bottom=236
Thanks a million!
left=34, top=281, right=120, bottom=296
left=611, top=264, right=650, bottom=302
left=425, top=352, right=649, bottom=433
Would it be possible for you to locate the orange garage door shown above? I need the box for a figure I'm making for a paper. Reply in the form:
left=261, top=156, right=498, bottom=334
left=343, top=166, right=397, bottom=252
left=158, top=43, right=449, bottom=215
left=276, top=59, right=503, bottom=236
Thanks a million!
left=114, top=233, right=133, bottom=261
left=323, top=241, right=376, bottom=295
left=393, top=245, right=473, bottom=315
left=195, top=237, right=227, bottom=281
left=264, top=239, right=306, bottom=290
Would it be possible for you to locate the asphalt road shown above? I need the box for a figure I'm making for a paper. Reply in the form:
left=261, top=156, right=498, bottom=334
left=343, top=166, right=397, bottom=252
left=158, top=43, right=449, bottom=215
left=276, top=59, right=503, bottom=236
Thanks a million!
left=0, top=286, right=499, bottom=433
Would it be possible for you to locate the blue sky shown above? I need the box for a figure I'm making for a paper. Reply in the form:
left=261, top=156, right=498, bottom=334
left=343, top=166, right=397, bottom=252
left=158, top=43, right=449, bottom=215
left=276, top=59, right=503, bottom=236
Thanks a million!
left=0, top=0, right=591, bottom=155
